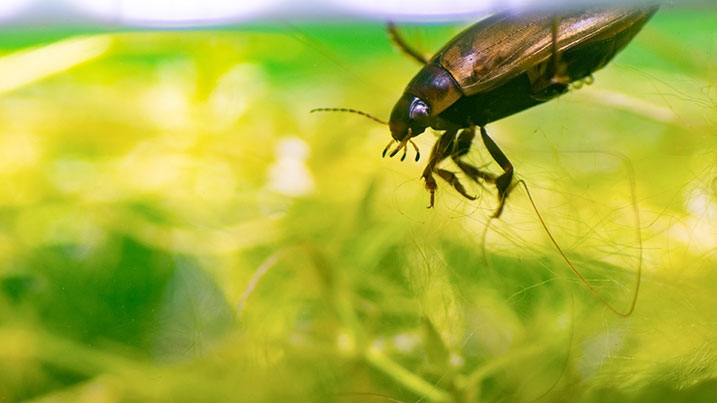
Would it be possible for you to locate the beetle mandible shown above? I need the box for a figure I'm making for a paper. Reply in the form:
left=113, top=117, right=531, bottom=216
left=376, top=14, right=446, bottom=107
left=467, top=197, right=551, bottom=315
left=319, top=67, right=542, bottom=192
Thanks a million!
left=382, top=6, right=658, bottom=217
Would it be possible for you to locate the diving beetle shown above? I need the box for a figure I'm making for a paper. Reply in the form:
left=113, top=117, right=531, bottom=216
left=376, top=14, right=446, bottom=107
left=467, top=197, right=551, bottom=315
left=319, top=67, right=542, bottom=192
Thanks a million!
left=318, top=6, right=659, bottom=217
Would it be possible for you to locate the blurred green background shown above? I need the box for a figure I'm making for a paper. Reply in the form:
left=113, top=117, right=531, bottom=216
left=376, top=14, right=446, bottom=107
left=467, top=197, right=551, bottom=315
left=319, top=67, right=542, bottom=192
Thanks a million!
left=0, top=8, right=715, bottom=403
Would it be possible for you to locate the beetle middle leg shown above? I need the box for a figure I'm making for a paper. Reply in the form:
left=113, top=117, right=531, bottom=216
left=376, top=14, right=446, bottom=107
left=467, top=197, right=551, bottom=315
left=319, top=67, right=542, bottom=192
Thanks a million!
left=447, top=125, right=514, bottom=217
left=450, top=126, right=497, bottom=185
left=421, top=126, right=514, bottom=216
left=480, top=126, right=514, bottom=218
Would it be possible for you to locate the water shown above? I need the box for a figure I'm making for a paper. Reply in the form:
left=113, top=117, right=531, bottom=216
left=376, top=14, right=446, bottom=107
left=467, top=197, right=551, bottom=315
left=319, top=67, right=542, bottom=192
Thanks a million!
left=0, top=7, right=715, bottom=402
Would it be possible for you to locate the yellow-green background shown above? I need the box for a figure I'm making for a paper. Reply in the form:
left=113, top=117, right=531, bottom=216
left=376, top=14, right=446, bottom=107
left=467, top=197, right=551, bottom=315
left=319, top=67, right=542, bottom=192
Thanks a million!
left=0, top=8, right=715, bottom=403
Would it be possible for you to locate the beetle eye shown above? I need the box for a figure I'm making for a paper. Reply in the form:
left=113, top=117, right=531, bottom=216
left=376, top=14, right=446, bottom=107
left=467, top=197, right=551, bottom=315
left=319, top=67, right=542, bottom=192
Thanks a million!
left=409, top=99, right=430, bottom=123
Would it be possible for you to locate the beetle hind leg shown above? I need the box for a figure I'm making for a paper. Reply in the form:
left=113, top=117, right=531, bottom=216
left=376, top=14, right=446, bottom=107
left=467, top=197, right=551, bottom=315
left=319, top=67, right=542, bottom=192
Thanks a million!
left=528, top=17, right=571, bottom=101
left=387, top=22, right=430, bottom=65
left=480, top=126, right=514, bottom=218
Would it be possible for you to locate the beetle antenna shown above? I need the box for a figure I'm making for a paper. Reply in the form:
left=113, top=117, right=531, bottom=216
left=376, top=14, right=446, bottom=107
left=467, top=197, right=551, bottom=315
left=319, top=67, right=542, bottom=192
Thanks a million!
left=317, top=110, right=421, bottom=162
left=311, top=108, right=388, bottom=125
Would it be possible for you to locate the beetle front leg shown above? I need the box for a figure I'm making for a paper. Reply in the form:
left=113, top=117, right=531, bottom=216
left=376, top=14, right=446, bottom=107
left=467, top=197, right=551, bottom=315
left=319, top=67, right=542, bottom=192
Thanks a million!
left=422, top=128, right=477, bottom=207
left=422, top=129, right=455, bottom=207
left=480, top=126, right=513, bottom=218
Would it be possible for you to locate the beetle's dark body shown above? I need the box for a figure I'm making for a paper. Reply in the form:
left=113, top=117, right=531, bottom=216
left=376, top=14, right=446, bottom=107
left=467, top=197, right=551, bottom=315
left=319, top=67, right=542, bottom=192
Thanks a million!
left=439, top=71, right=543, bottom=128
left=439, top=37, right=613, bottom=127
left=403, top=8, right=658, bottom=127
left=385, top=7, right=658, bottom=215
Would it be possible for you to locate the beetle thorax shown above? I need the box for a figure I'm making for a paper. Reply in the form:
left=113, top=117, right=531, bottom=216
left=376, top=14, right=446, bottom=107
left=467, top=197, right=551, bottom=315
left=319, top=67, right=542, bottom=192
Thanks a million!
left=405, top=63, right=462, bottom=118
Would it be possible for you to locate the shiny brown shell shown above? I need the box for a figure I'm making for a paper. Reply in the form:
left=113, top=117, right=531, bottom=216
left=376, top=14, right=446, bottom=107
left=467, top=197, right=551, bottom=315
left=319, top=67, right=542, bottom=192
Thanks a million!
left=435, top=7, right=659, bottom=96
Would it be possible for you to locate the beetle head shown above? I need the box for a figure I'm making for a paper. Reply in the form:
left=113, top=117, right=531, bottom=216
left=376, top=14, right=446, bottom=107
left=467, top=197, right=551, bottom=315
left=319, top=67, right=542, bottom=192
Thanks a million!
left=384, top=94, right=430, bottom=161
